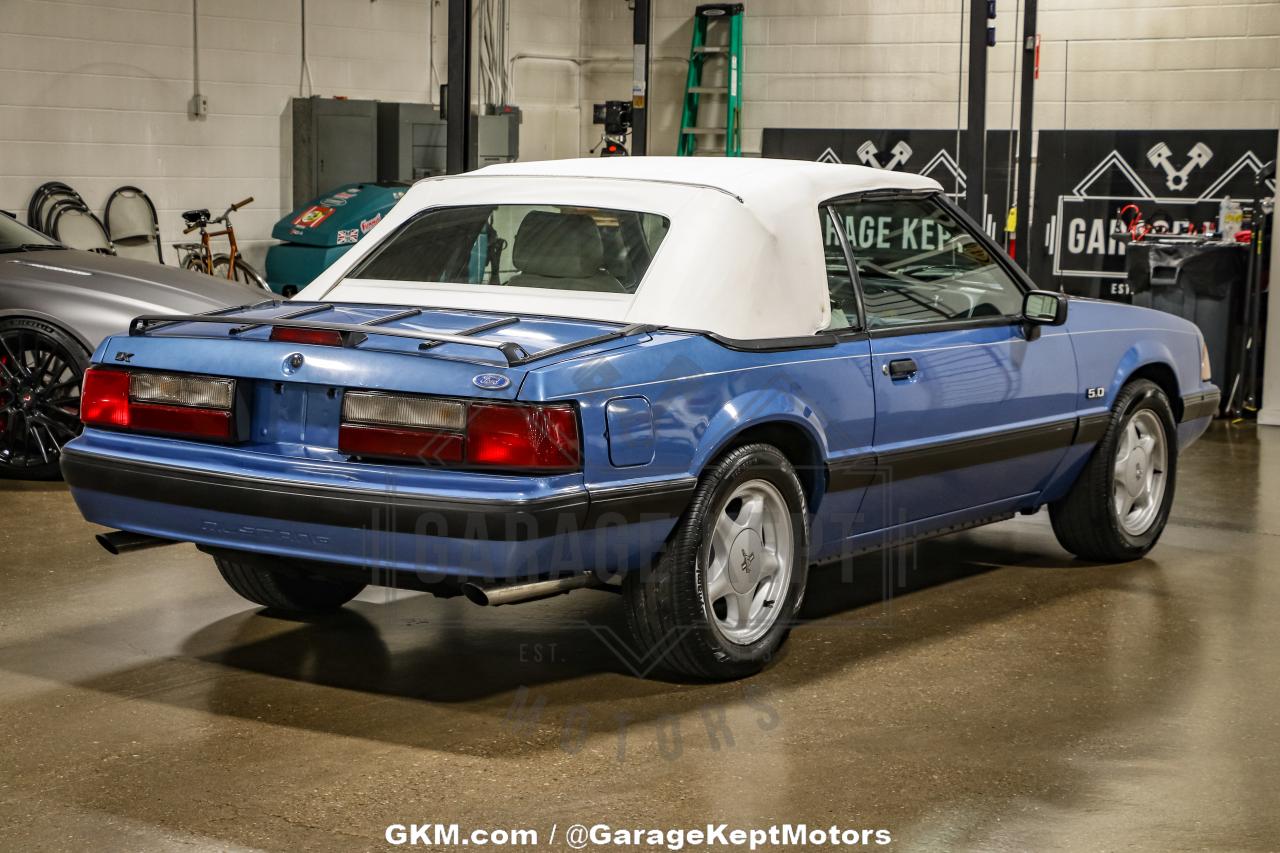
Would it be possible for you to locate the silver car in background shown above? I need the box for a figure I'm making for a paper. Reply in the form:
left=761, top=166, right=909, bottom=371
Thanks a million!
left=1, top=213, right=262, bottom=478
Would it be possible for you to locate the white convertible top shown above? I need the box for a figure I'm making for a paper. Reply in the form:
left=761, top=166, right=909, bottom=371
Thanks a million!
left=299, top=157, right=942, bottom=340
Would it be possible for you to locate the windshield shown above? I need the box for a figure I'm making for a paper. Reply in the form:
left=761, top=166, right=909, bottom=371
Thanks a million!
left=0, top=214, right=61, bottom=252
left=348, top=204, right=670, bottom=294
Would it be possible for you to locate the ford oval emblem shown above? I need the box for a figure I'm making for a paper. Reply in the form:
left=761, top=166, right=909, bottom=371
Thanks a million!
left=472, top=373, right=510, bottom=390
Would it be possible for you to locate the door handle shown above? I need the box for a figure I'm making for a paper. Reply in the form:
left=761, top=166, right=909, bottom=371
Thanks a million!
left=886, top=358, right=918, bottom=380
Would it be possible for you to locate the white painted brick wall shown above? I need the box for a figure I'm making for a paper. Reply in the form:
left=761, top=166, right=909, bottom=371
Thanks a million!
left=582, top=0, right=1280, bottom=157
left=509, top=0, right=586, bottom=163
left=3, top=0, right=1275, bottom=267
left=0, top=0, right=582, bottom=268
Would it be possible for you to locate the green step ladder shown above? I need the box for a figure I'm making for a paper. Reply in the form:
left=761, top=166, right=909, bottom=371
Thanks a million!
left=677, top=3, right=744, bottom=157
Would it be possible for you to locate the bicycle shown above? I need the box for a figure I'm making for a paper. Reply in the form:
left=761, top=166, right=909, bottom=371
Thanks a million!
left=173, top=197, right=270, bottom=291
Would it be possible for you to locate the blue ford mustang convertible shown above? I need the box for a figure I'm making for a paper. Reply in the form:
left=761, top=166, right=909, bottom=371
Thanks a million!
left=61, top=158, right=1218, bottom=679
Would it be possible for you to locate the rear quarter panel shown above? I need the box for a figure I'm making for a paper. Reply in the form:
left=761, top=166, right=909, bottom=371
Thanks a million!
left=523, top=333, right=873, bottom=485
left=522, top=333, right=877, bottom=561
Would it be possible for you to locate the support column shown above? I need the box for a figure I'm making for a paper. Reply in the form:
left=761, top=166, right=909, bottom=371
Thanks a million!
left=446, top=0, right=472, bottom=175
left=963, top=0, right=990, bottom=224
left=1014, top=0, right=1038, bottom=273
left=1256, top=137, right=1280, bottom=426
left=631, top=0, right=651, bottom=156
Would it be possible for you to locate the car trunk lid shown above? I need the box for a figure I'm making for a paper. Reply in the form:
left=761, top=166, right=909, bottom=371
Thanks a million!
left=98, top=302, right=649, bottom=457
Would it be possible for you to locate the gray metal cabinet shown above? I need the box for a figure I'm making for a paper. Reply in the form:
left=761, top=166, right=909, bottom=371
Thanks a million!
left=377, top=103, right=447, bottom=182
left=292, top=97, right=379, bottom=207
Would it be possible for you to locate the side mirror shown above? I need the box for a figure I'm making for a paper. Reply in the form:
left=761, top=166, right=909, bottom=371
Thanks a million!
left=1023, top=290, right=1068, bottom=326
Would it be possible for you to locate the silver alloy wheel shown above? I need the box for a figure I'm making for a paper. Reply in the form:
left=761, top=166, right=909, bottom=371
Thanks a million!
left=702, top=478, right=794, bottom=646
left=1113, top=409, right=1168, bottom=536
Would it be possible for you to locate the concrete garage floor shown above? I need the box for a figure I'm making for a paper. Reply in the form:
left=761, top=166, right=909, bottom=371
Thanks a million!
left=0, top=423, right=1277, bottom=852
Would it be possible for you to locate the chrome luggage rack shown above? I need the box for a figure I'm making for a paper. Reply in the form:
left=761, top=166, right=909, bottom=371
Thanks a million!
left=128, top=301, right=656, bottom=367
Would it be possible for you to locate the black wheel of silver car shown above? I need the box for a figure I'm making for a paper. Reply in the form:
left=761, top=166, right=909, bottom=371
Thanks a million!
left=212, top=551, right=366, bottom=614
left=623, top=443, right=809, bottom=680
left=0, top=318, right=87, bottom=479
left=1049, top=379, right=1178, bottom=562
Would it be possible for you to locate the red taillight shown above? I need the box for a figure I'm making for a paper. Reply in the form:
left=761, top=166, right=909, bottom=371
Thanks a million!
left=339, top=392, right=581, bottom=472
left=80, top=367, right=131, bottom=428
left=466, top=403, right=580, bottom=471
left=80, top=366, right=237, bottom=442
left=270, top=327, right=344, bottom=346
left=338, top=424, right=464, bottom=463
left=339, top=392, right=467, bottom=463
left=130, top=402, right=234, bottom=439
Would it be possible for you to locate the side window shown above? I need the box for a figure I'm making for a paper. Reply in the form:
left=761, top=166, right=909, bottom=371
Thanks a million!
left=820, top=208, right=861, bottom=330
left=827, top=196, right=1023, bottom=329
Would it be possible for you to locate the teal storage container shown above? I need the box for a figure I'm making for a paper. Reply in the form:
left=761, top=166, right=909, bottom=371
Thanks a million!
left=265, top=181, right=408, bottom=296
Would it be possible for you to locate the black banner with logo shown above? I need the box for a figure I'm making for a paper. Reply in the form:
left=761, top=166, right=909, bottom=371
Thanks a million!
left=1030, top=129, right=1277, bottom=298
left=763, top=126, right=1278, bottom=301
left=761, top=128, right=1017, bottom=241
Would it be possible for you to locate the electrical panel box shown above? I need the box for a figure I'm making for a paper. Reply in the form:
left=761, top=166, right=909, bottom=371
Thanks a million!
left=377, top=103, right=521, bottom=180
left=377, top=103, right=448, bottom=182
left=474, top=110, right=521, bottom=169
left=291, top=97, right=379, bottom=208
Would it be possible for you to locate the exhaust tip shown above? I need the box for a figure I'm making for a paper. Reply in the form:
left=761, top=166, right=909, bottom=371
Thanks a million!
left=95, top=533, right=122, bottom=556
left=95, top=530, right=177, bottom=555
left=460, top=574, right=601, bottom=607
left=460, top=583, right=491, bottom=607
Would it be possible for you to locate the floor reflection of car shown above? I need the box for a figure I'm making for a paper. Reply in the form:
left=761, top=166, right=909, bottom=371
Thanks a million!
left=0, top=211, right=263, bottom=478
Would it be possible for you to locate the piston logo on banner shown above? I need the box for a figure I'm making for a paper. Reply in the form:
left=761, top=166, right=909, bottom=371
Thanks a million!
left=761, top=128, right=1012, bottom=240
left=1032, top=129, right=1277, bottom=296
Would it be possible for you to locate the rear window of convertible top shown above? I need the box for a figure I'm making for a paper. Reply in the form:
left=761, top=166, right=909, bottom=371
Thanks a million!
left=348, top=204, right=670, bottom=295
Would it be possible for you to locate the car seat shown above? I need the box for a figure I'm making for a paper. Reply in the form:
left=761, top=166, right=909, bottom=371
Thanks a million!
left=506, top=211, right=625, bottom=293
left=105, top=186, right=164, bottom=263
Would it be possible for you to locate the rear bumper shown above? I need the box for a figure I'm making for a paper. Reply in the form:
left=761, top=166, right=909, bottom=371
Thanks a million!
left=62, top=447, right=590, bottom=542
left=61, top=441, right=694, bottom=578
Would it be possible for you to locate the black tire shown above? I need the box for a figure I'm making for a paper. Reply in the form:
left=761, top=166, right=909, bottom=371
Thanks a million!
left=623, top=443, right=809, bottom=680
left=181, top=253, right=208, bottom=274
left=213, top=551, right=365, bottom=613
left=1050, top=379, right=1178, bottom=561
left=211, top=255, right=270, bottom=291
left=0, top=317, right=88, bottom=479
